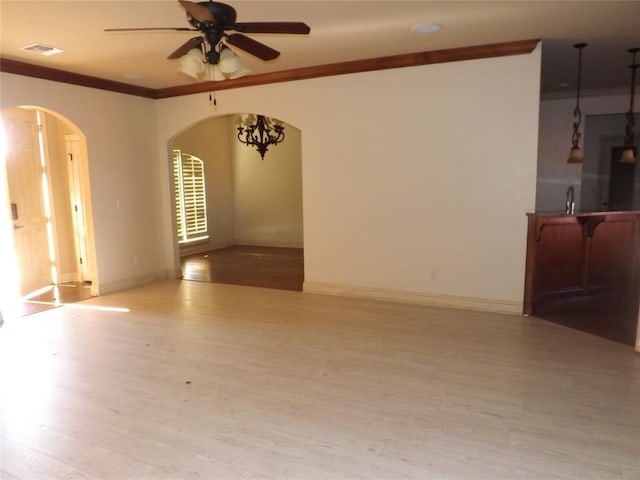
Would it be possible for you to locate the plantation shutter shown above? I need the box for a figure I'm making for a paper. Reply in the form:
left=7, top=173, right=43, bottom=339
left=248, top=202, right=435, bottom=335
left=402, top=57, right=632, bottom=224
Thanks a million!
left=173, top=149, right=208, bottom=243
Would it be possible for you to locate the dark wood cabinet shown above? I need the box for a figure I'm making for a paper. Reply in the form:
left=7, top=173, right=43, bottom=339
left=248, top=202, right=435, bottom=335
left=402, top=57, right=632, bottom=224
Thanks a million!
left=523, top=211, right=640, bottom=345
left=524, top=211, right=640, bottom=314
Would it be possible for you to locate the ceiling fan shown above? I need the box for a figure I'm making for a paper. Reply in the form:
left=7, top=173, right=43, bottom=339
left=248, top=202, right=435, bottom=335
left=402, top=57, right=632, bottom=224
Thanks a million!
left=105, top=0, right=310, bottom=70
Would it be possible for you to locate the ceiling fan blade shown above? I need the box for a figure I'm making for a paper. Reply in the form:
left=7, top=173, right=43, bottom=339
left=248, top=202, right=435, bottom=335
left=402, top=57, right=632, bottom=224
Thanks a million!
left=233, top=22, right=310, bottom=35
left=168, top=36, right=203, bottom=59
left=105, top=27, right=196, bottom=32
left=179, top=0, right=215, bottom=24
left=226, top=33, right=280, bottom=61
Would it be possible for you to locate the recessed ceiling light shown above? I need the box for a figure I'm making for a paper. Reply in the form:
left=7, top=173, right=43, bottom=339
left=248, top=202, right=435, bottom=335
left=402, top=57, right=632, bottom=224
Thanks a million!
left=20, top=43, right=64, bottom=56
left=411, top=23, right=442, bottom=34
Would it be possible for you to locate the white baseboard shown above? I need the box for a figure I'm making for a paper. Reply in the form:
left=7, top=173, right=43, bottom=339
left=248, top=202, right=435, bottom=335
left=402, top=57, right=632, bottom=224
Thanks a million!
left=58, top=272, right=79, bottom=284
left=303, top=282, right=522, bottom=315
left=96, top=270, right=170, bottom=296
left=235, top=240, right=304, bottom=248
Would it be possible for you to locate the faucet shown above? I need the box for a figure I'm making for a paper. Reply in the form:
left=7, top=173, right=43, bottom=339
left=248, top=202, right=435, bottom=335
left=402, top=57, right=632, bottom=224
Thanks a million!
left=565, top=186, right=575, bottom=214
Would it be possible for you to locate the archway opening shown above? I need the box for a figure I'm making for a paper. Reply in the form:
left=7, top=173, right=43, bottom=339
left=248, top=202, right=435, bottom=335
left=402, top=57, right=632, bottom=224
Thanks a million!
left=0, top=106, right=97, bottom=319
left=167, top=112, right=304, bottom=291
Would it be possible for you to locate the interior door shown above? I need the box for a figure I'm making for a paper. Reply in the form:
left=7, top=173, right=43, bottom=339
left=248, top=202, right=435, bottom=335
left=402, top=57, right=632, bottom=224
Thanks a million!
left=608, top=146, right=636, bottom=211
left=5, top=108, right=51, bottom=295
left=65, top=134, right=91, bottom=281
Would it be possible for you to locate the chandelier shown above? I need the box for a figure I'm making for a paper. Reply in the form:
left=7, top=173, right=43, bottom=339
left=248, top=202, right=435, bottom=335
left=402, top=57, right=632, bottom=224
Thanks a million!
left=236, top=114, right=285, bottom=159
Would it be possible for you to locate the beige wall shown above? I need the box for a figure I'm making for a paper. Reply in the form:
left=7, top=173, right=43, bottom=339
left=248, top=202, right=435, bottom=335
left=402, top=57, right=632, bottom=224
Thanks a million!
left=1, top=46, right=541, bottom=311
left=232, top=115, right=303, bottom=248
left=157, top=47, right=542, bottom=313
left=173, top=115, right=236, bottom=253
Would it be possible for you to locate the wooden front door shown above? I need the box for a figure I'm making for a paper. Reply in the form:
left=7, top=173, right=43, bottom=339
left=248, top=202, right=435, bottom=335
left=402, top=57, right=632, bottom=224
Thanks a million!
left=5, top=108, right=51, bottom=295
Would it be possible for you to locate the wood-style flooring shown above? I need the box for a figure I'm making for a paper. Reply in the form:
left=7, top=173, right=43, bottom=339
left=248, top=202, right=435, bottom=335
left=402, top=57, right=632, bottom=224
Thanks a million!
left=181, top=245, right=304, bottom=291
left=1, top=280, right=638, bottom=480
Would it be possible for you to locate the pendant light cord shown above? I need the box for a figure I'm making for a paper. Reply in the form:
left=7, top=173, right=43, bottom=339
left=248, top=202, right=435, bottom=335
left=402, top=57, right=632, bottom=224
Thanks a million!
left=624, top=48, right=639, bottom=147
left=571, top=43, right=587, bottom=148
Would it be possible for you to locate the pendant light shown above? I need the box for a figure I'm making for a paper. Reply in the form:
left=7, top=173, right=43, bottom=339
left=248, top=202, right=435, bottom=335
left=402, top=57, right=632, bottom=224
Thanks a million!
left=619, top=47, right=639, bottom=164
left=567, top=43, right=587, bottom=164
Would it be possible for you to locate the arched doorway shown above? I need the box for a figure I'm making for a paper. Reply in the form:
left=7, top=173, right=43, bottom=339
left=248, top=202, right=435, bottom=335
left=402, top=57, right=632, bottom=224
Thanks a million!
left=0, top=106, right=97, bottom=318
left=168, top=113, right=304, bottom=291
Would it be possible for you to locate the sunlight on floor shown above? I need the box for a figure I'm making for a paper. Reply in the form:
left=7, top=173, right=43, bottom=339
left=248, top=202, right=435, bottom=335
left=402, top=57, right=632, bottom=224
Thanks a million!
left=63, top=303, right=130, bottom=313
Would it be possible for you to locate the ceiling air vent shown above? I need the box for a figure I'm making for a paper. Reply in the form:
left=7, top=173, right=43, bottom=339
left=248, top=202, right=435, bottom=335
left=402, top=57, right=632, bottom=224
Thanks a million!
left=20, top=44, right=64, bottom=56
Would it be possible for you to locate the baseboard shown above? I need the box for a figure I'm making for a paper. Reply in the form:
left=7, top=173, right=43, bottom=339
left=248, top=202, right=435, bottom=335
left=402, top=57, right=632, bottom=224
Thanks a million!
left=179, top=239, right=232, bottom=257
left=96, top=270, right=170, bottom=296
left=58, top=272, right=79, bottom=284
left=303, top=282, right=522, bottom=315
left=235, top=240, right=304, bottom=249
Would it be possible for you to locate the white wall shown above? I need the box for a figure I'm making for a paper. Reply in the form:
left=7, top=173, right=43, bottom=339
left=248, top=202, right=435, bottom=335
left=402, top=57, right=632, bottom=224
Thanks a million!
left=537, top=93, right=635, bottom=212
left=1, top=73, right=166, bottom=294
left=157, top=47, right=542, bottom=313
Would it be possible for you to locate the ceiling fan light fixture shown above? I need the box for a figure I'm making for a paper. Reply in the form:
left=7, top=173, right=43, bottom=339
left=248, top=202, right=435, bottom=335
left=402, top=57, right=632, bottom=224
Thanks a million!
left=228, top=64, right=251, bottom=79
left=218, top=45, right=243, bottom=75
left=178, top=47, right=205, bottom=78
left=205, top=63, right=226, bottom=81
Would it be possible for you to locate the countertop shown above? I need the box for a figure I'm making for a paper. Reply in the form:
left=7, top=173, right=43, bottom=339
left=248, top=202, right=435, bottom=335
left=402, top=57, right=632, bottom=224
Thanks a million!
left=527, top=210, right=640, bottom=218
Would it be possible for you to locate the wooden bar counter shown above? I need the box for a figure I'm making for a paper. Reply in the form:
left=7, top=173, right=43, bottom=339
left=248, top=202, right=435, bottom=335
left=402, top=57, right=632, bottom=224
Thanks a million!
left=523, top=210, right=640, bottom=346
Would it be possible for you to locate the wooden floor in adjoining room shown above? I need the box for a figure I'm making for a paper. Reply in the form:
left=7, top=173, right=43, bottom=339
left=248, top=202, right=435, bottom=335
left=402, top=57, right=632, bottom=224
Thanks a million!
left=1, top=280, right=638, bottom=480
left=181, top=245, right=304, bottom=291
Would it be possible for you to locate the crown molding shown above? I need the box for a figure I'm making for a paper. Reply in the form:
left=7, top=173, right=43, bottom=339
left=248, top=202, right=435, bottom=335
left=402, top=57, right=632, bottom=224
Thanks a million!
left=0, top=58, right=157, bottom=98
left=1, top=39, right=539, bottom=100
left=155, top=39, right=539, bottom=98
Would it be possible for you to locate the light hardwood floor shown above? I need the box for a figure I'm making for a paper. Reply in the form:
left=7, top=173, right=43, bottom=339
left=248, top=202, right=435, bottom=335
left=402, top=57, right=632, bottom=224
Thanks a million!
left=1, top=280, right=639, bottom=480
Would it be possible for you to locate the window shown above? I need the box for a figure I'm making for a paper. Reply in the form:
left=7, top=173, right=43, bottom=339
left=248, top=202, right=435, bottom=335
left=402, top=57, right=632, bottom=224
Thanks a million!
left=173, top=149, right=208, bottom=243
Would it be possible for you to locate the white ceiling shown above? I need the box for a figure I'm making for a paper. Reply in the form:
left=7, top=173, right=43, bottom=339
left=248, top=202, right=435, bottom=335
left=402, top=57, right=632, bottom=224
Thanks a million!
left=1, top=1, right=639, bottom=94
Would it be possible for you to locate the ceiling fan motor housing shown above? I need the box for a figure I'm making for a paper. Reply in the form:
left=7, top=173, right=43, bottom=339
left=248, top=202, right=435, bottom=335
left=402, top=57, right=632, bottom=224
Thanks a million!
left=107, top=0, right=310, bottom=65
left=187, top=1, right=237, bottom=29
